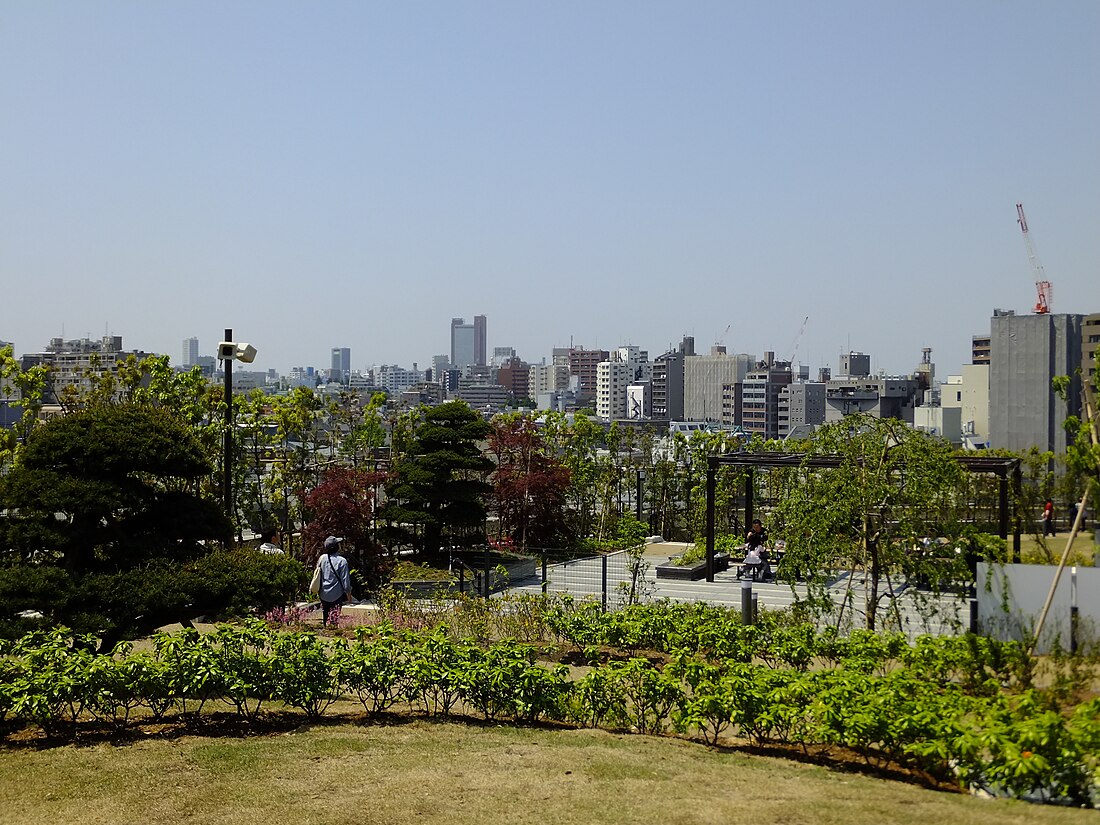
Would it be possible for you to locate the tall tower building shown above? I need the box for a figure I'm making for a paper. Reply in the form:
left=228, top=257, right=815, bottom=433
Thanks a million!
left=450, top=316, right=487, bottom=369
left=472, top=315, right=486, bottom=367
left=181, top=337, right=199, bottom=368
left=331, top=347, right=351, bottom=383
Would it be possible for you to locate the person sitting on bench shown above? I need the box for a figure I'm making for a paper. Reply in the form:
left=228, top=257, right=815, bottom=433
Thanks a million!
left=745, top=519, right=771, bottom=580
left=746, top=519, right=768, bottom=550
left=743, top=546, right=764, bottom=580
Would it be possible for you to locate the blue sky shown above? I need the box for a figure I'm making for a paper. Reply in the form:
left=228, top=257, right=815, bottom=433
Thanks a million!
left=2, top=2, right=1097, bottom=377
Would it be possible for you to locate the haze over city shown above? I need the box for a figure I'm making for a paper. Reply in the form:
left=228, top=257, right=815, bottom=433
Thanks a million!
left=2, top=3, right=1097, bottom=376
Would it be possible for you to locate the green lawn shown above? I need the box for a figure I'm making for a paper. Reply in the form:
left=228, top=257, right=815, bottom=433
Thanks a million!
left=1017, top=531, right=1097, bottom=566
left=0, top=721, right=1093, bottom=825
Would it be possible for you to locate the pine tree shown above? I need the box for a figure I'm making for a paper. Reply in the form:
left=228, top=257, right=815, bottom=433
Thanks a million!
left=378, top=401, right=493, bottom=557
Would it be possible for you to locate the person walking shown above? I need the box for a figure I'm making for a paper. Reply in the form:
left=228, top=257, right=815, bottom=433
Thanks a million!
left=1042, top=499, right=1056, bottom=537
left=316, top=535, right=353, bottom=626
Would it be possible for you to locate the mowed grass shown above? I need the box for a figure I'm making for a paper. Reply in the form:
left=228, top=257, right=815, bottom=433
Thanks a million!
left=0, top=721, right=1093, bottom=825
left=1018, top=532, right=1097, bottom=567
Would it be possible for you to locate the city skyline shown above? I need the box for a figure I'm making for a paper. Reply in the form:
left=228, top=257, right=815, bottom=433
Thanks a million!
left=2, top=4, right=1097, bottom=377
left=2, top=303, right=1094, bottom=385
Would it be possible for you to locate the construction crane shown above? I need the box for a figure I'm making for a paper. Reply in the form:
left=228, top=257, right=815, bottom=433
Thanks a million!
left=787, top=315, right=810, bottom=364
left=1016, top=202, right=1052, bottom=314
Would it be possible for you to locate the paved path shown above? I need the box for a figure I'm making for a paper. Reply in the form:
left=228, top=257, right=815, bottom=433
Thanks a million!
left=504, top=549, right=970, bottom=639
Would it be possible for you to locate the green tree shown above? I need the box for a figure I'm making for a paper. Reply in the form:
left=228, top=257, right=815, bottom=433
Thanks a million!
left=0, top=345, right=51, bottom=472
left=541, top=411, right=604, bottom=540
left=770, top=414, right=968, bottom=630
left=0, top=403, right=301, bottom=645
left=261, top=387, right=326, bottom=546
left=1055, top=374, right=1099, bottom=532
left=378, top=401, right=493, bottom=557
left=339, top=391, right=389, bottom=468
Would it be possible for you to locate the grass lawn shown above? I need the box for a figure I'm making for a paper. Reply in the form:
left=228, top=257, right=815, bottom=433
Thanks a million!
left=1018, top=532, right=1097, bottom=567
left=0, top=721, right=1093, bottom=825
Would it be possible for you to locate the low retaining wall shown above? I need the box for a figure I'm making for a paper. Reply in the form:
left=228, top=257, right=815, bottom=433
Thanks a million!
left=396, top=554, right=538, bottom=597
left=976, top=562, right=1100, bottom=654
left=655, top=553, right=730, bottom=581
left=387, top=579, right=459, bottom=598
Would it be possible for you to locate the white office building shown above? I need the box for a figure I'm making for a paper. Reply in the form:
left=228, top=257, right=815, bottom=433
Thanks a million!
left=596, top=346, right=650, bottom=420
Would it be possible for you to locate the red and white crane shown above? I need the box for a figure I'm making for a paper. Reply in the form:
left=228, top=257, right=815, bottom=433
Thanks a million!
left=1016, top=202, right=1052, bottom=314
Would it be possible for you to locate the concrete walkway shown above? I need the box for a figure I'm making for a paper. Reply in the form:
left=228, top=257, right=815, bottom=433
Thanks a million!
left=504, top=543, right=969, bottom=639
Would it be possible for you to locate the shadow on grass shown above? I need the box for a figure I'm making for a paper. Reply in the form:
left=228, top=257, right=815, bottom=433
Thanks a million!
left=721, top=740, right=960, bottom=794
left=0, top=709, right=960, bottom=795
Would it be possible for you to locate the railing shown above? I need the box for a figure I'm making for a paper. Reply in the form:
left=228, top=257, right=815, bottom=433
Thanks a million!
left=538, top=549, right=635, bottom=610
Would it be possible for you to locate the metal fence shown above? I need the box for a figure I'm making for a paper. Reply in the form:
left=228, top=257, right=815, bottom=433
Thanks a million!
left=536, top=549, right=638, bottom=609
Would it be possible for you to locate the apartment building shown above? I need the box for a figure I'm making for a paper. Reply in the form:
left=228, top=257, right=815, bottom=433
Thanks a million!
left=596, top=346, right=650, bottom=421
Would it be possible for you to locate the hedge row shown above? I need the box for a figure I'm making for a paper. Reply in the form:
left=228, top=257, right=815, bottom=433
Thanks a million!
left=1, top=621, right=1097, bottom=805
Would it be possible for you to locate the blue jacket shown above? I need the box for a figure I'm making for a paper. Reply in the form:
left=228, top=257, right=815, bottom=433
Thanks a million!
left=316, top=552, right=351, bottom=602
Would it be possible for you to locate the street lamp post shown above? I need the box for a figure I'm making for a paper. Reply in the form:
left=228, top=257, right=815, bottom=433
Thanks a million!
left=223, top=327, right=233, bottom=521
left=218, top=331, right=258, bottom=533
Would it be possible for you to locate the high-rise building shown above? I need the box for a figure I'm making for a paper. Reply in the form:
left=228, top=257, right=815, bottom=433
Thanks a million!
left=31, top=336, right=154, bottom=403
left=450, top=316, right=487, bottom=369
left=497, top=357, right=530, bottom=401
left=1084, top=312, right=1100, bottom=398
left=374, top=364, right=422, bottom=394
left=490, top=346, right=516, bottom=367
left=989, top=310, right=1084, bottom=454
left=181, top=337, right=199, bottom=368
left=567, top=347, right=609, bottom=406
left=778, top=382, right=826, bottom=438
left=596, top=346, right=650, bottom=421
left=529, top=363, right=571, bottom=397
left=651, top=336, right=694, bottom=420
left=330, top=347, right=351, bottom=383
left=742, top=362, right=793, bottom=440
left=473, top=316, right=486, bottom=366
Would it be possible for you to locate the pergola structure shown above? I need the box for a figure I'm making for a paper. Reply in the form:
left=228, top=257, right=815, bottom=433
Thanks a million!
left=703, top=452, right=1022, bottom=582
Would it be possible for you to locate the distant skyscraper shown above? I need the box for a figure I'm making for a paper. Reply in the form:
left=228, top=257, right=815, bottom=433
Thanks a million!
left=450, top=315, right=487, bottom=369
left=331, top=347, right=351, bottom=383
left=182, top=337, right=199, bottom=368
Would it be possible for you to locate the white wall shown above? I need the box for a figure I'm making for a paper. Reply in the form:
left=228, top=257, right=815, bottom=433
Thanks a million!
left=976, top=563, right=1100, bottom=654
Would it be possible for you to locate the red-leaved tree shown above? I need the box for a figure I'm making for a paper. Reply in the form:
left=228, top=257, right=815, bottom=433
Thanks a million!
left=301, top=467, right=390, bottom=591
left=489, top=417, right=573, bottom=552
